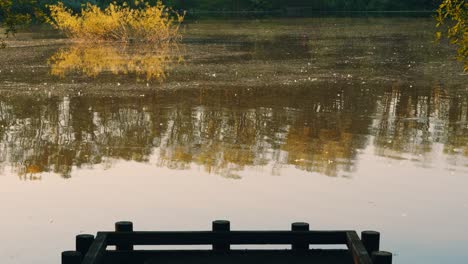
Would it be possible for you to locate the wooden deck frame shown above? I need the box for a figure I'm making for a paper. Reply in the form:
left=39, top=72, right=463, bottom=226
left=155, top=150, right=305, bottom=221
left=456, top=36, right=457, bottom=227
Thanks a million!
left=63, top=221, right=391, bottom=264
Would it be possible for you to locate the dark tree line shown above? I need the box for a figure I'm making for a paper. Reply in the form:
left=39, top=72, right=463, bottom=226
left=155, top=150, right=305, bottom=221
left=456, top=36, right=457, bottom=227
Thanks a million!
left=164, top=0, right=438, bottom=12
left=3, top=0, right=439, bottom=16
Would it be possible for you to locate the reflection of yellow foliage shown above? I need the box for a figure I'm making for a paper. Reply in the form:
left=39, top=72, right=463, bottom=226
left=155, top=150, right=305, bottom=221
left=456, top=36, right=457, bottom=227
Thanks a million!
left=26, top=164, right=42, bottom=174
left=173, top=147, right=192, bottom=163
left=47, top=1, right=184, bottom=42
left=16, top=164, right=43, bottom=181
left=48, top=42, right=182, bottom=81
left=284, top=126, right=354, bottom=177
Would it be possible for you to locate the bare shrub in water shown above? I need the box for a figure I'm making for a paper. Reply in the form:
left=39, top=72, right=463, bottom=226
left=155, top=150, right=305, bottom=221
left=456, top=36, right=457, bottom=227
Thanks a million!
left=47, top=1, right=184, bottom=42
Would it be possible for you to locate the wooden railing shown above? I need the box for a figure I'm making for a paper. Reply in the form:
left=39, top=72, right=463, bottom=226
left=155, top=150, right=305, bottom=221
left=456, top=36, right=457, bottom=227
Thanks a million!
left=61, top=220, right=392, bottom=264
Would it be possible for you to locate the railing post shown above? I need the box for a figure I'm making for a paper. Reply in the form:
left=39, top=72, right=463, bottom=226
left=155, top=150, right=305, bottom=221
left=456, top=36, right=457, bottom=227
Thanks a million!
left=62, top=251, right=82, bottom=264
left=212, top=220, right=230, bottom=253
left=76, top=234, right=95, bottom=257
left=291, top=222, right=309, bottom=251
left=361, top=231, right=380, bottom=255
left=372, top=251, right=392, bottom=264
left=115, top=221, right=133, bottom=251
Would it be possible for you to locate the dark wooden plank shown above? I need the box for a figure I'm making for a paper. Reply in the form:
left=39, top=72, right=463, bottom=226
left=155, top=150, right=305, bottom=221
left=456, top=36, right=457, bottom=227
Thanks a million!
left=346, top=231, right=372, bottom=264
left=105, top=231, right=349, bottom=246
left=82, top=232, right=108, bottom=264
left=105, top=249, right=352, bottom=264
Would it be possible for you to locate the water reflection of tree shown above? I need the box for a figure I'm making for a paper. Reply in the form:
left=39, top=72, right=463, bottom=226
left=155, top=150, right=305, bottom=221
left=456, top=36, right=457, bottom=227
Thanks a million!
left=0, top=85, right=378, bottom=179
left=0, top=83, right=465, bottom=179
left=445, top=94, right=468, bottom=161
left=374, top=84, right=468, bottom=166
left=48, top=42, right=183, bottom=81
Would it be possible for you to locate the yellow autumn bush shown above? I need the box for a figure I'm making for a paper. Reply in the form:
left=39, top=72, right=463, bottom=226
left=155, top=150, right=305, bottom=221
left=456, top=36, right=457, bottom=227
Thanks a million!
left=47, top=1, right=184, bottom=42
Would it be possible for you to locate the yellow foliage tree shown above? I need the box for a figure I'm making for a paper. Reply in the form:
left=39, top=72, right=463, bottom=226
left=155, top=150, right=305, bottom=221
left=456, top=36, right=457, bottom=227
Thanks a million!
left=436, top=0, right=468, bottom=71
left=47, top=1, right=185, bottom=42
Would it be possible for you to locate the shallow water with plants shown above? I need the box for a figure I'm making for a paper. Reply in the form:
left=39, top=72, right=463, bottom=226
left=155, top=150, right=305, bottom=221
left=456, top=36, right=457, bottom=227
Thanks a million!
left=0, top=18, right=467, bottom=264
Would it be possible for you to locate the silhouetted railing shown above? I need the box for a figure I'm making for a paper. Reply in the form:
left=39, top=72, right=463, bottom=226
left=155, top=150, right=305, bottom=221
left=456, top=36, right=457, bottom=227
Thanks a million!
left=62, top=221, right=392, bottom=264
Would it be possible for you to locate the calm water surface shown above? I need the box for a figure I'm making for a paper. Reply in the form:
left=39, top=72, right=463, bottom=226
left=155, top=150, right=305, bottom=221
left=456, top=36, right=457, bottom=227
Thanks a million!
left=0, top=18, right=467, bottom=264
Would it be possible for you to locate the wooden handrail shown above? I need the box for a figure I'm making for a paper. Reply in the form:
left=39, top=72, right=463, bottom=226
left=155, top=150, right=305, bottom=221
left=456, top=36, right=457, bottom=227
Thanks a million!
left=104, top=230, right=350, bottom=246
left=64, top=221, right=391, bottom=264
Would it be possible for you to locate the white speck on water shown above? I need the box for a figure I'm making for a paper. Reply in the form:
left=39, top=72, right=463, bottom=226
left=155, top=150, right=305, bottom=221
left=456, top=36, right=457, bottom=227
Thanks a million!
left=10, top=70, right=13, bottom=73
left=117, top=82, right=121, bottom=86
left=211, top=73, right=216, bottom=77
left=160, top=123, right=163, bottom=126
left=146, top=83, right=149, bottom=87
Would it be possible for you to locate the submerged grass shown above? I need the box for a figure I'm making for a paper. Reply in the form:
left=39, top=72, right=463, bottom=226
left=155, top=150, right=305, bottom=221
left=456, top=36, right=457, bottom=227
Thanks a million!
left=46, top=1, right=185, bottom=43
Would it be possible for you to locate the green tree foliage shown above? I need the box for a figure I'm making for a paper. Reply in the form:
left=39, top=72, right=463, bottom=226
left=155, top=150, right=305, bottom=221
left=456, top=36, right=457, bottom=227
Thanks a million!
left=1, top=0, right=44, bottom=47
left=1, top=0, right=35, bottom=33
left=436, top=0, right=467, bottom=71
left=1, top=0, right=440, bottom=15
left=163, top=0, right=438, bottom=12
left=0, top=0, right=443, bottom=48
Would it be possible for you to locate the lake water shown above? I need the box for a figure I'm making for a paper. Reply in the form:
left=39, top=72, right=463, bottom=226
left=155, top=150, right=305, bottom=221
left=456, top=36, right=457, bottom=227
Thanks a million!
left=0, top=18, right=467, bottom=264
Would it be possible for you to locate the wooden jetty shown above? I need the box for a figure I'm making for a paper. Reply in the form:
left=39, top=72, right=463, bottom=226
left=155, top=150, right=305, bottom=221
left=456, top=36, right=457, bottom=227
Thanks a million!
left=62, top=220, right=392, bottom=264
